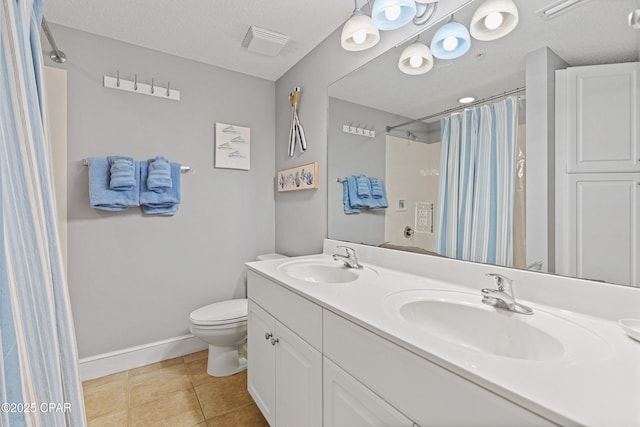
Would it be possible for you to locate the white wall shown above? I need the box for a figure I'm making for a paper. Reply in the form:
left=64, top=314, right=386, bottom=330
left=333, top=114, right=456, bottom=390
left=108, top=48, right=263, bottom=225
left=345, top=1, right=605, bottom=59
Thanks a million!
left=274, top=1, right=475, bottom=256
left=45, top=24, right=275, bottom=358
left=385, top=135, right=440, bottom=250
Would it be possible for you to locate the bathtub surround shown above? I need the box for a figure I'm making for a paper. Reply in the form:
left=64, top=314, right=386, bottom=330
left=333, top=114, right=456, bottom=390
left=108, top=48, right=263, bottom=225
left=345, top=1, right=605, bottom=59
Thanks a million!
left=45, top=24, right=275, bottom=364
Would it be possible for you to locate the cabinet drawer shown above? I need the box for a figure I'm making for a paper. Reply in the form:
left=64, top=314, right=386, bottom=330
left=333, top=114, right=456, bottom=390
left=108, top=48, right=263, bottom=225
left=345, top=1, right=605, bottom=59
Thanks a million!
left=248, top=271, right=322, bottom=350
left=323, top=310, right=556, bottom=427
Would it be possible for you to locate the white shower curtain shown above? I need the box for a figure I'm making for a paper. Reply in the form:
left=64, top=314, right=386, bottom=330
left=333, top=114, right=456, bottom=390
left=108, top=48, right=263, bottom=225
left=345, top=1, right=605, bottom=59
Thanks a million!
left=1, top=0, right=86, bottom=425
left=435, top=97, right=518, bottom=267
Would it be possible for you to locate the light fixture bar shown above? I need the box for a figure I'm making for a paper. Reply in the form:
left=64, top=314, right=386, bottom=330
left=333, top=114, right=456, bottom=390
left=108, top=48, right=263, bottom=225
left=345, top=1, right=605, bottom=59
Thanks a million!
left=536, top=0, right=591, bottom=20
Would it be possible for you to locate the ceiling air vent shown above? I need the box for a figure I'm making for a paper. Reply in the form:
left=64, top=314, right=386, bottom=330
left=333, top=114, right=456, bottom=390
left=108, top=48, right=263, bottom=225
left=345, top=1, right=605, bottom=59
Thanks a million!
left=242, top=25, right=289, bottom=57
left=536, top=0, right=592, bottom=20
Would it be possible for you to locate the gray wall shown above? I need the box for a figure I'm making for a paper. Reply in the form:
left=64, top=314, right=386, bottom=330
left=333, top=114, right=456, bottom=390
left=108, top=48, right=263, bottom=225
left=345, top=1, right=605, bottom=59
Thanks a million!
left=46, top=25, right=275, bottom=358
left=327, top=97, right=430, bottom=246
left=525, top=47, right=568, bottom=273
left=274, top=0, right=474, bottom=256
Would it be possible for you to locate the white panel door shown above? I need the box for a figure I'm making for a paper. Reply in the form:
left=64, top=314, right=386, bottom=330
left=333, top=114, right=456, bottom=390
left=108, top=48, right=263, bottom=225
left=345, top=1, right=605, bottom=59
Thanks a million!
left=275, top=321, right=322, bottom=427
left=323, top=357, right=414, bottom=427
left=566, top=62, right=639, bottom=173
left=248, top=301, right=277, bottom=426
left=567, top=174, right=639, bottom=286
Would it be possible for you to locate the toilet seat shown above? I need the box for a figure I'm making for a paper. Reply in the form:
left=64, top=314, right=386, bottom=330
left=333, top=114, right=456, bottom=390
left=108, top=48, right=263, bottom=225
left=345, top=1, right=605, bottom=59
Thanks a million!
left=190, top=299, right=247, bottom=326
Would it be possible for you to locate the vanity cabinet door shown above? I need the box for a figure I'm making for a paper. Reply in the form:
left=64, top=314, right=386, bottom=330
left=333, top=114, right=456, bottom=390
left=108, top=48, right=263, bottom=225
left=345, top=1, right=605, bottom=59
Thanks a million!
left=248, top=300, right=277, bottom=426
left=324, top=357, right=414, bottom=427
left=248, top=299, right=322, bottom=427
left=275, top=320, right=322, bottom=427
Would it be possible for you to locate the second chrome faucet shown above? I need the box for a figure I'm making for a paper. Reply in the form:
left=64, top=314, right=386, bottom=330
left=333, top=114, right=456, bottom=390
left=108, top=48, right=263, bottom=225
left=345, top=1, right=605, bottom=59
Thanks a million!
left=332, top=246, right=363, bottom=270
left=481, top=273, right=533, bottom=315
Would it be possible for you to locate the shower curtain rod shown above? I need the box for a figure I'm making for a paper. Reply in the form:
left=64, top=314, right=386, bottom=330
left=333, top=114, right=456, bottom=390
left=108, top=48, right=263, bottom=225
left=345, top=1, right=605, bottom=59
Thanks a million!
left=386, top=87, right=525, bottom=132
left=41, top=16, right=66, bottom=63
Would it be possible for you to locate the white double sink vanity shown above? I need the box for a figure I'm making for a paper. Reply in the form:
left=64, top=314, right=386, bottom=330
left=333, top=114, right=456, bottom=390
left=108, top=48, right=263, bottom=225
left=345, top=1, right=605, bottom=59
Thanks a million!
left=245, top=239, right=640, bottom=427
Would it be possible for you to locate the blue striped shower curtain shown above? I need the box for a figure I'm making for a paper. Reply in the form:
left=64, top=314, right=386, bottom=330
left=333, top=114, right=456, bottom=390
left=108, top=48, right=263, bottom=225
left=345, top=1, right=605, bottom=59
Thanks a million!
left=435, top=98, right=518, bottom=267
left=1, top=0, right=86, bottom=425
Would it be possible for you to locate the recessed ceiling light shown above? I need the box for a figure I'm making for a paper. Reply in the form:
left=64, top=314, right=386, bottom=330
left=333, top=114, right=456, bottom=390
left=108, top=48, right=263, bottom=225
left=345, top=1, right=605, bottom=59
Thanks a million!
left=459, top=96, right=476, bottom=104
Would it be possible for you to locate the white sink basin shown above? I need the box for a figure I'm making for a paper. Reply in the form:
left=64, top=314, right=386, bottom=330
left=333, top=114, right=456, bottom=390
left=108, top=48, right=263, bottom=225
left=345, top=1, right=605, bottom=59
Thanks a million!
left=385, top=289, right=609, bottom=362
left=277, top=259, right=360, bottom=283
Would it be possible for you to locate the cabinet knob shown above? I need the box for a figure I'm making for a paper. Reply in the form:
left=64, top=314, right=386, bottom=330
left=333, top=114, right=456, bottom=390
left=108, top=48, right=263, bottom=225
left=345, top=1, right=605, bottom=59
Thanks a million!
left=265, top=332, right=273, bottom=340
left=270, top=337, right=279, bottom=346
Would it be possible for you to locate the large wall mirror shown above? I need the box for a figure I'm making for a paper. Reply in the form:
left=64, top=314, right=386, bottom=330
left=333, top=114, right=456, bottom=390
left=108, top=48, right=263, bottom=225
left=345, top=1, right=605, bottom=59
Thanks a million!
left=328, top=0, right=640, bottom=287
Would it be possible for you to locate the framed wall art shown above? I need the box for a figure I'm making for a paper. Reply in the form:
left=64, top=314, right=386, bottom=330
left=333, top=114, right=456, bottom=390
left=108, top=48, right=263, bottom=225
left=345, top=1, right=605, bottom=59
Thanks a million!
left=277, top=162, right=318, bottom=192
left=214, top=122, right=250, bottom=170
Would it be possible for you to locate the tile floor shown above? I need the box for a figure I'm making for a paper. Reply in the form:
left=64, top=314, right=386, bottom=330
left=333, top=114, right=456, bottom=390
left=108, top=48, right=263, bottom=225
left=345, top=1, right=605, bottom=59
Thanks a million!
left=83, top=350, right=269, bottom=427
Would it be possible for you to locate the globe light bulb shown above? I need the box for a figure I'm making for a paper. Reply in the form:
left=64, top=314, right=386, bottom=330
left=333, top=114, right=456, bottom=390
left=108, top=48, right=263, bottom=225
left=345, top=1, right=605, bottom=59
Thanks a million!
left=484, top=12, right=503, bottom=30
left=409, top=54, right=424, bottom=68
left=442, top=36, right=459, bottom=51
left=352, top=29, right=367, bottom=44
left=384, top=5, right=402, bottom=21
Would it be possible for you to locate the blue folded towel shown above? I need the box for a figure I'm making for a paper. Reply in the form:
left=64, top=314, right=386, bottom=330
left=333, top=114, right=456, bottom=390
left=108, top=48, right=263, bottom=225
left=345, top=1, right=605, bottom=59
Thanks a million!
left=343, top=181, right=360, bottom=214
left=368, top=177, right=388, bottom=209
left=88, top=157, right=140, bottom=211
left=140, top=160, right=181, bottom=215
left=345, top=176, right=368, bottom=209
left=356, top=176, right=371, bottom=199
left=147, top=156, right=172, bottom=193
left=107, top=156, right=136, bottom=191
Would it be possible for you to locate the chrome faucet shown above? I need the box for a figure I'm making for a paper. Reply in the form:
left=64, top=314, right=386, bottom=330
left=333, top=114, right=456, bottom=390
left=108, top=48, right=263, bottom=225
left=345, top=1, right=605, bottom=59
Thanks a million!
left=481, top=273, right=533, bottom=315
left=332, top=246, right=363, bottom=269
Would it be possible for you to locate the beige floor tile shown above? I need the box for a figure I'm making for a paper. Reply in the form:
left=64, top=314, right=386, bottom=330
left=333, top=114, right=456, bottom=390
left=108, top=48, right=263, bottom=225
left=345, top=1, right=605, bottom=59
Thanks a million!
left=83, top=375, right=128, bottom=421
left=87, top=409, right=128, bottom=427
left=205, top=403, right=268, bottom=427
left=128, top=356, right=184, bottom=379
left=129, top=389, right=204, bottom=427
left=183, top=350, right=208, bottom=364
left=186, top=358, right=217, bottom=388
left=129, top=363, right=193, bottom=407
left=194, top=371, right=252, bottom=419
left=83, top=371, right=128, bottom=391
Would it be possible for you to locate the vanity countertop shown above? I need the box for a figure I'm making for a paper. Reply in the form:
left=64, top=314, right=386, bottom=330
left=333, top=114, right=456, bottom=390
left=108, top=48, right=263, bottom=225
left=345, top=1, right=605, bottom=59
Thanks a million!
left=246, top=253, right=640, bottom=426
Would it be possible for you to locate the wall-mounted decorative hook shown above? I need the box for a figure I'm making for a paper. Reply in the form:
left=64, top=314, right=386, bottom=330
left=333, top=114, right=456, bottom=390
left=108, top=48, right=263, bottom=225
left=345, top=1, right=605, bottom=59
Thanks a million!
left=103, top=72, right=180, bottom=101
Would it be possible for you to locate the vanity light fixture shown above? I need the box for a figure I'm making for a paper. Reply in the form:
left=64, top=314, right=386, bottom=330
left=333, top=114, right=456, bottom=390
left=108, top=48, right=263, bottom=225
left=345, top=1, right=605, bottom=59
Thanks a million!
left=430, top=16, right=471, bottom=59
left=458, top=96, right=476, bottom=104
left=414, top=0, right=438, bottom=26
left=341, top=0, right=380, bottom=51
left=398, top=38, right=434, bottom=75
left=371, top=0, right=417, bottom=31
left=469, top=0, right=519, bottom=41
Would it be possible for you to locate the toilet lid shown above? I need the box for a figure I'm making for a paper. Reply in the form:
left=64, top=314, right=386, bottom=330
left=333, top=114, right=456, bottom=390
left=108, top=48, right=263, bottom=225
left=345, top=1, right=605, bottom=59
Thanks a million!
left=190, top=299, right=247, bottom=326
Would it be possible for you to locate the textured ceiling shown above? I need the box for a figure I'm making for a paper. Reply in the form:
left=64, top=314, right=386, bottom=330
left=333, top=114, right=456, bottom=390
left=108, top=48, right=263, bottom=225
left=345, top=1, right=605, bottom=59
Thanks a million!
left=43, top=0, right=354, bottom=81
left=330, top=0, right=640, bottom=126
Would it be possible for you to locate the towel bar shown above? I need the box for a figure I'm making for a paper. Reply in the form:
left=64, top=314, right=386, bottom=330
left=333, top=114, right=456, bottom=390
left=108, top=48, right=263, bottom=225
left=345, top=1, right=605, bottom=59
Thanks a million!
left=82, top=158, right=191, bottom=173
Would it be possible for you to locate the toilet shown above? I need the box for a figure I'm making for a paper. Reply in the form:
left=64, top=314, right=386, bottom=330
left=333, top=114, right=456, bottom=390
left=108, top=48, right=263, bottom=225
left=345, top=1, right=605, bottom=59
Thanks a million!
left=189, top=253, right=287, bottom=377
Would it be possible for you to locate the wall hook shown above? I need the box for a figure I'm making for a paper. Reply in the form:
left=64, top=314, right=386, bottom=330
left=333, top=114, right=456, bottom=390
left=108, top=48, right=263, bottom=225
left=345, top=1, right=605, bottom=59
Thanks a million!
left=134, top=74, right=138, bottom=91
left=116, top=70, right=120, bottom=87
left=151, top=78, right=155, bottom=94
left=166, top=81, right=170, bottom=97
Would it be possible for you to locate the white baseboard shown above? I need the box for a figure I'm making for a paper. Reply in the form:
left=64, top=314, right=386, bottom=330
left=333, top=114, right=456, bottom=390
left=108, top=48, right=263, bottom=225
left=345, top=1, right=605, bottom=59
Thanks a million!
left=79, top=334, right=208, bottom=381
